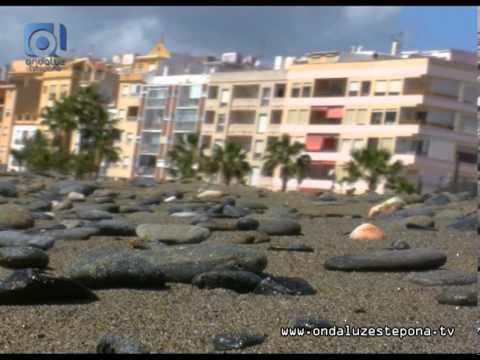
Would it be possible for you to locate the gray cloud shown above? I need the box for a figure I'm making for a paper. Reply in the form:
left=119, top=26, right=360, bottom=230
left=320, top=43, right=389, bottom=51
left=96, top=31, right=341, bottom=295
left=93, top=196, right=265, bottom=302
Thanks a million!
left=0, top=6, right=455, bottom=67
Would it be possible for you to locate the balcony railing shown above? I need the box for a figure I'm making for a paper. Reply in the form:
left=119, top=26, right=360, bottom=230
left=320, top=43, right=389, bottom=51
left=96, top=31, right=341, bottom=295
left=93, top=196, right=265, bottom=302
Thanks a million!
left=139, top=143, right=161, bottom=154
left=135, top=166, right=156, bottom=176
left=145, top=98, right=167, bottom=108
left=143, top=120, right=163, bottom=131
left=174, top=121, right=197, bottom=132
left=176, top=98, right=200, bottom=108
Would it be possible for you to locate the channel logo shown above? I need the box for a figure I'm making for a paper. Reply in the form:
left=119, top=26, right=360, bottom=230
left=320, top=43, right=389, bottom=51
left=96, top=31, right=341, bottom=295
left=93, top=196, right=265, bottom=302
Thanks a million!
left=24, top=23, right=67, bottom=57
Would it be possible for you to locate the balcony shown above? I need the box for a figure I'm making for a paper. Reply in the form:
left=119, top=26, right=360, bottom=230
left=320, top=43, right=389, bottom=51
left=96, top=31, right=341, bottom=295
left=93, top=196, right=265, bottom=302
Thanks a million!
left=228, top=123, right=256, bottom=135
left=145, top=98, right=167, bottom=108
left=174, top=121, right=197, bottom=132
left=143, top=119, right=163, bottom=131
left=136, top=166, right=156, bottom=177
left=139, top=142, right=161, bottom=154
left=176, top=98, right=200, bottom=108
left=305, top=134, right=339, bottom=153
left=231, top=98, right=258, bottom=108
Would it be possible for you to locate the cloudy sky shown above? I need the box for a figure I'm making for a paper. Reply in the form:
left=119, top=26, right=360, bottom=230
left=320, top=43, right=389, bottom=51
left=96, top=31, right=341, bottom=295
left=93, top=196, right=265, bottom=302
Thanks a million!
left=1, top=6, right=476, bottom=66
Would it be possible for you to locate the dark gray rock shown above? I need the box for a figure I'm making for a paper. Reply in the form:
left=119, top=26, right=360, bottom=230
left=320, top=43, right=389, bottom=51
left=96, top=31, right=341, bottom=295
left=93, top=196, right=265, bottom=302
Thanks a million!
left=26, top=200, right=52, bottom=211
left=51, top=180, right=96, bottom=196
left=139, top=193, right=165, bottom=206
left=130, top=178, right=158, bottom=188
left=95, top=220, right=136, bottom=236
left=136, top=224, right=210, bottom=245
left=447, top=214, right=477, bottom=232
left=0, top=269, right=97, bottom=305
left=425, top=194, right=450, bottom=206
left=0, top=231, right=55, bottom=250
left=0, top=205, right=34, bottom=229
left=76, top=209, right=113, bottom=221
left=68, top=244, right=268, bottom=285
left=236, top=201, right=268, bottom=211
left=258, top=218, right=302, bottom=236
left=45, top=227, right=100, bottom=241
left=222, top=205, right=250, bottom=218
left=267, top=244, right=314, bottom=253
left=0, top=181, right=17, bottom=197
left=192, top=270, right=262, bottom=293
left=405, top=270, right=477, bottom=286
left=236, top=217, right=259, bottom=231
left=97, top=334, right=149, bottom=354
left=0, top=246, right=49, bottom=269
left=324, top=249, right=447, bottom=272
left=212, top=332, right=266, bottom=351
left=436, top=288, right=477, bottom=307
left=317, top=192, right=337, bottom=202
left=253, top=276, right=316, bottom=296
left=119, top=205, right=151, bottom=214
left=403, top=215, right=435, bottom=230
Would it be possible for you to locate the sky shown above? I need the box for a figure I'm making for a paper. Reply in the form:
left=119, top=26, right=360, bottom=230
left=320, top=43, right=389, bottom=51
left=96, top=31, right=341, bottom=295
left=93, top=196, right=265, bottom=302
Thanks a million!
left=0, top=6, right=476, bottom=66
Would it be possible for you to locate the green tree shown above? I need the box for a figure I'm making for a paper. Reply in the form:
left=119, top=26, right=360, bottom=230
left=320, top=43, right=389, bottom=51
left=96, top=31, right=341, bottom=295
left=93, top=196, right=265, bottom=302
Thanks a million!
left=262, top=134, right=310, bottom=192
left=206, top=142, right=251, bottom=186
left=10, top=130, right=54, bottom=173
left=167, top=133, right=205, bottom=179
left=343, top=147, right=407, bottom=193
left=41, top=85, right=121, bottom=178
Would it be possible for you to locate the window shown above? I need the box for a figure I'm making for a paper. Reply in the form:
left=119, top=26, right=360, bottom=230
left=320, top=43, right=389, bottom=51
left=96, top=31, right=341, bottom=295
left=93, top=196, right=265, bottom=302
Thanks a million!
left=370, top=111, right=383, bottom=125
left=189, top=85, right=202, bottom=99
left=457, top=151, right=477, bottom=164
left=274, top=84, right=286, bottom=98
left=374, top=80, right=387, bottom=96
left=127, top=106, right=139, bottom=118
left=462, top=86, right=477, bottom=104
left=270, top=110, right=283, bottom=124
left=60, top=84, right=68, bottom=99
left=253, top=140, right=265, bottom=160
left=385, top=110, right=397, bottom=125
left=344, top=110, right=355, bottom=125
left=204, top=111, right=215, bottom=124
left=291, top=86, right=301, bottom=98
left=260, top=87, right=271, bottom=106
left=348, top=81, right=360, bottom=96
left=216, top=114, right=226, bottom=132
left=220, top=89, right=230, bottom=105
left=356, top=109, right=368, bottom=125
left=257, top=113, right=268, bottom=133
left=389, top=80, right=402, bottom=95
left=367, top=138, right=379, bottom=150
left=48, top=85, right=56, bottom=101
left=302, top=86, right=311, bottom=97
left=352, top=139, right=364, bottom=150
left=379, top=138, right=394, bottom=152
left=308, top=163, right=335, bottom=180
left=130, top=84, right=141, bottom=97
left=208, top=86, right=219, bottom=99
left=395, top=137, right=429, bottom=155
left=360, top=81, right=371, bottom=96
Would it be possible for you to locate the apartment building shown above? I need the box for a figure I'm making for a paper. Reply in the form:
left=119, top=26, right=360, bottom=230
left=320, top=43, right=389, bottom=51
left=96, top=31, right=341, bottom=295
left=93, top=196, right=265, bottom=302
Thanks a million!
left=106, top=45, right=263, bottom=180
left=200, top=69, right=288, bottom=188
left=3, top=57, right=118, bottom=171
left=132, top=74, right=209, bottom=179
left=199, top=50, right=478, bottom=194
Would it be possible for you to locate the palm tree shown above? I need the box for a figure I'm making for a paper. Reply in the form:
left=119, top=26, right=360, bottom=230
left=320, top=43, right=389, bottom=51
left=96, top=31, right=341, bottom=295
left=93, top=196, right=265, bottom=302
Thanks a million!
left=343, top=147, right=407, bottom=193
left=206, top=142, right=251, bottom=186
left=167, top=133, right=205, bottom=179
left=262, top=134, right=310, bottom=192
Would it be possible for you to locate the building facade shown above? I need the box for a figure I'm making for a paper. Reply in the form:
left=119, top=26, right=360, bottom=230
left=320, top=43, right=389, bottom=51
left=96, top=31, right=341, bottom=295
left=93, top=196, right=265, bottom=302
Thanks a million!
left=199, top=51, right=478, bottom=193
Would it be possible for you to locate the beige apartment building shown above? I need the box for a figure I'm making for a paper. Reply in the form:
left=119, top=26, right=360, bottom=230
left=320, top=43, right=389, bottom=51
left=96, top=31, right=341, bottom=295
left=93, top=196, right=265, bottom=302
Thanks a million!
left=3, top=57, right=118, bottom=171
left=200, top=50, right=478, bottom=194
left=200, top=69, right=288, bottom=189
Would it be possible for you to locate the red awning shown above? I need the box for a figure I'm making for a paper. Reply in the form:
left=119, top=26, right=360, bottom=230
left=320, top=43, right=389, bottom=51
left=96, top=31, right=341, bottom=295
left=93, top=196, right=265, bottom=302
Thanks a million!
left=326, top=107, right=343, bottom=118
left=305, top=135, right=324, bottom=151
